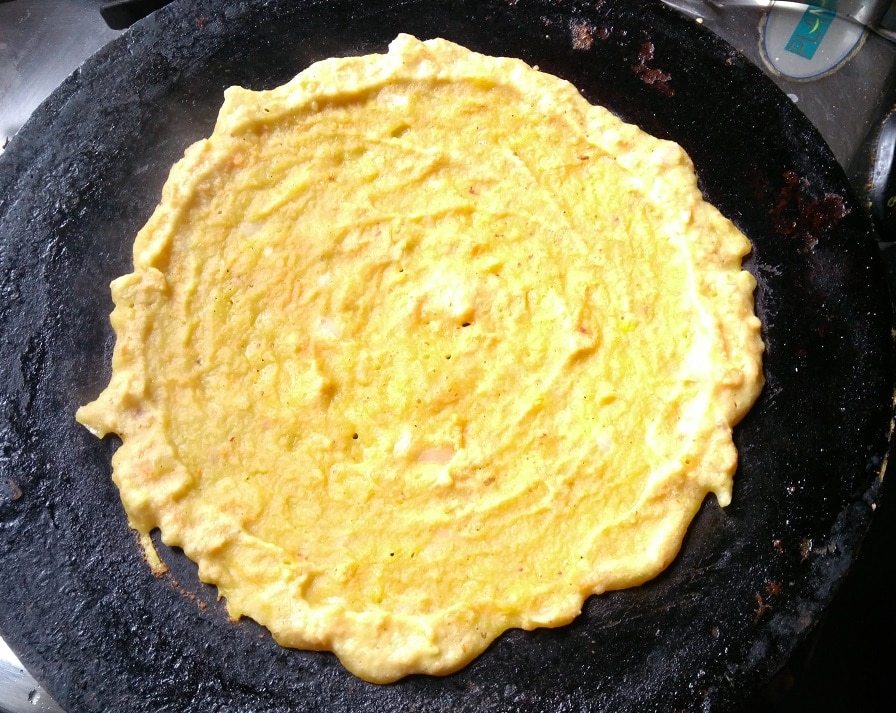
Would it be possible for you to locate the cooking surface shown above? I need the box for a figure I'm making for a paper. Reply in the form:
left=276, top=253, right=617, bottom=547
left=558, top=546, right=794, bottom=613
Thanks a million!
left=0, top=1, right=894, bottom=711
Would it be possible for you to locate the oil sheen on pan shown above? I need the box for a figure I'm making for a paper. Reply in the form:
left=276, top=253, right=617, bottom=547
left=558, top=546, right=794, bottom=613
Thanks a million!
left=76, top=35, right=764, bottom=683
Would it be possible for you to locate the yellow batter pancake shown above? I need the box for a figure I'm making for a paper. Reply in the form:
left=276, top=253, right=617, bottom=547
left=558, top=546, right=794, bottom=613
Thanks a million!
left=77, top=35, right=764, bottom=683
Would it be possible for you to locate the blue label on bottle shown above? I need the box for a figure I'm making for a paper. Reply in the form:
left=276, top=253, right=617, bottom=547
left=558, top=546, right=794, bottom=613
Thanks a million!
left=785, top=1, right=838, bottom=59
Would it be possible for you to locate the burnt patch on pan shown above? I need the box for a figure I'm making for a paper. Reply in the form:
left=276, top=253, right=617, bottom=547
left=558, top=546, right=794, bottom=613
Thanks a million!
left=0, top=477, right=24, bottom=522
left=570, top=18, right=595, bottom=50
left=753, top=592, right=771, bottom=621
left=632, top=39, right=673, bottom=97
left=0, top=478, right=22, bottom=503
left=770, top=171, right=851, bottom=253
left=752, top=582, right=782, bottom=622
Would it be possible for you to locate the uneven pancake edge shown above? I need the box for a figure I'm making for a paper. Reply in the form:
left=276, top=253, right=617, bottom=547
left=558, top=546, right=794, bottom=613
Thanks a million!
left=76, top=35, right=764, bottom=683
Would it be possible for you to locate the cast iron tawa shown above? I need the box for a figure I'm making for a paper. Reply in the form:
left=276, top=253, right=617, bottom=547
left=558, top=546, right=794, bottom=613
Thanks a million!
left=0, top=1, right=893, bottom=711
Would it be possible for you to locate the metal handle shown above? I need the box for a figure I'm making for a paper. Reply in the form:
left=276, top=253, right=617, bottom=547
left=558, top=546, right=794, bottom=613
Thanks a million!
left=869, top=105, right=896, bottom=241
left=662, top=0, right=892, bottom=30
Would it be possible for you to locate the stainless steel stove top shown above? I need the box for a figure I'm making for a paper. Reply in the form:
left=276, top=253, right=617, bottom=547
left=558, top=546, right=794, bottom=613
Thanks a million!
left=666, top=0, right=896, bottom=239
left=1, top=2, right=894, bottom=712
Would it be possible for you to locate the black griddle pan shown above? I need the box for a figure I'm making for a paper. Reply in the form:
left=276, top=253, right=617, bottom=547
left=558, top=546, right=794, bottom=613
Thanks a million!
left=1, top=1, right=894, bottom=711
